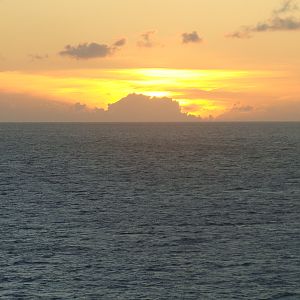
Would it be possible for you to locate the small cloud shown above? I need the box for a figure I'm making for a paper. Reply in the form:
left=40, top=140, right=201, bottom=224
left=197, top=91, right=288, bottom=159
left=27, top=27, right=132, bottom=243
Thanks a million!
left=225, top=30, right=252, bottom=39
left=59, top=43, right=112, bottom=59
left=113, top=38, right=127, bottom=47
left=227, top=0, right=300, bottom=38
left=182, top=31, right=203, bottom=44
left=59, top=38, right=126, bottom=60
left=137, top=31, right=157, bottom=48
left=29, top=54, right=49, bottom=61
left=231, top=104, right=254, bottom=112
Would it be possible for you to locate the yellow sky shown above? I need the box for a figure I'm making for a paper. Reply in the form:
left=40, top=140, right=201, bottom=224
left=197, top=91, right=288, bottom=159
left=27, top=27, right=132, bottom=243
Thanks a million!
left=0, top=0, right=299, bottom=120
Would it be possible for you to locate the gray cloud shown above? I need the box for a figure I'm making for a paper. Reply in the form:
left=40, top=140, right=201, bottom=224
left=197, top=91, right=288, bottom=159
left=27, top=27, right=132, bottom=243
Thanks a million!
left=113, top=38, right=127, bottom=47
left=137, top=31, right=156, bottom=48
left=1, top=92, right=299, bottom=122
left=273, top=0, right=298, bottom=14
left=217, top=100, right=300, bottom=121
left=182, top=31, right=202, bottom=44
left=0, top=92, right=104, bottom=122
left=73, top=102, right=87, bottom=111
left=231, top=104, right=254, bottom=112
left=29, top=54, right=49, bottom=61
left=253, top=16, right=300, bottom=32
left=106, top=94, right=200, bottom=122
left=227, top=0, right=300, bottom=38
left=0, top=92, right=200, bottom=122
left=59, top=38, right=126, bottom=59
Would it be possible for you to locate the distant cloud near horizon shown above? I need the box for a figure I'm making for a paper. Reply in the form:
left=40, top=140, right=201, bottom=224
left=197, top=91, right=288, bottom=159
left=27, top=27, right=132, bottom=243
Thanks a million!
left=182, top=31, right=202, bottom=44
left=231, top=104, right=254, bottom=113
left=227, top=0, right=300, bottom=38
left=0, top=92, right=200, bottom=122
left=106, top=94, right=199, bottom=122
left=216, top=96, right=300, bottom=121
left=1, top=91, right=299, bottom=122
left=59, top=38, right=126, bottom=59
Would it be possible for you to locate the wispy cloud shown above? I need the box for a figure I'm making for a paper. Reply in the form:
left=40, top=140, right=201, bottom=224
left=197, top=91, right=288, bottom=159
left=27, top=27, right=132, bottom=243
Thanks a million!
left=217, top=99, right=300, bottom=121
left=137, top=31, right=157, bottom=48
left=227, top=0, right=300, bottom=38
left=28, top=54, right=49, bottom=61
left=231, top=104, right=254, bottom=112
left=273, top=0, right=298, bottom=14
left=59, top=38, right=126, bottom=59
left=182, top=31, right=202, bottom=44
left=113, top=38, right=127, bottom=47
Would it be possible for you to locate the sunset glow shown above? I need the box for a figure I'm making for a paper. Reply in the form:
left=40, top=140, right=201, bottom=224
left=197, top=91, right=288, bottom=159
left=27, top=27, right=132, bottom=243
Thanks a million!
left=0, top=68, right=284, bottom=118
left=0, top=0, right=299, bottom=121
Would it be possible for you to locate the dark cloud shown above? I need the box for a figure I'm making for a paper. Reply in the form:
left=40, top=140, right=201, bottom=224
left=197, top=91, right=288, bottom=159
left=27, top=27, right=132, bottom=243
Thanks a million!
left=59, top=38, right=126, bottom=59
left=113, top=38, right=127, bottom=47
left=227, top=0, right=300, bottom=38
left=0, top=92, right=200, bottom=122
left=137, top=31, right=156, bottom=48
left=106, top=94, right=200, bottom=122
left=182, top=31, right=202, bottom=44
left=59, top=43, right=112, bottom=59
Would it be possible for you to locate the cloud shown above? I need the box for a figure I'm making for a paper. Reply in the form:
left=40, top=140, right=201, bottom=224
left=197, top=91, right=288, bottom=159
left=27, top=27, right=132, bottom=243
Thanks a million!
left=217, top=99, right=300, bottom=121
left=73, top=102, right=87, bottom=111
left=0, top=92, right=106, bottom=122
left=137, top=31, right=157, bottom=48
left=231, top=104, right=254, bottom=112
left=106, top=94, right=200, bottom=122
left=226, top=29, right=253, bottom=39
left=113, top=38, right=127, bottom=47
left=29, top=54, right=49, bottom=61
left=273, top=0, right=299, bottom=14
left=59, top=38, right=126, bottom=59
left=182, top=31, right=202, bottom=44
left=253, top=16, right=300, bottom=32
left=0, top=92, right=200, bottom=122
left=1, top=92, right=299, bottom=122
left=227, top=0, right=300, bottom=38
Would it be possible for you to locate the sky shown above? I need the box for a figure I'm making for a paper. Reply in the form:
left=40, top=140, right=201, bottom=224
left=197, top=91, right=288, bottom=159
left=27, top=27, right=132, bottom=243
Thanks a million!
left=0, top=0, right=300, bottom=121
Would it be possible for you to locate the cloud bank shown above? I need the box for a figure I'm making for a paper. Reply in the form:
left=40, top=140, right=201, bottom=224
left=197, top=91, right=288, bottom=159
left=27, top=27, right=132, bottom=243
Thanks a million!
left=0, top=93, right=199, bottom=122
left=59, top=38, right=126, bottom=59
left=227, top=0, right=300, bottom=38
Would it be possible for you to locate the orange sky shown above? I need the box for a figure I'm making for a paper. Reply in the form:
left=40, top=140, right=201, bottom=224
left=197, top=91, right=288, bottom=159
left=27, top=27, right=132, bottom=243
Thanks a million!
left=0, top=0, right=300, bottom=121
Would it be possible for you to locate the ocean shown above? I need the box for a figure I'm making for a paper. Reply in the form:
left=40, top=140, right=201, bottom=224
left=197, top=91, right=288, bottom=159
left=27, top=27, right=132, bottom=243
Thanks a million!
left=0, top=123, right=299, bottom=299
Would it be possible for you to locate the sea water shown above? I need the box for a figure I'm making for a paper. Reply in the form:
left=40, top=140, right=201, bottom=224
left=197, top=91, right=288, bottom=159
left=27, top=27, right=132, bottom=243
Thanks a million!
left=0, top=123, right=299, bottom=299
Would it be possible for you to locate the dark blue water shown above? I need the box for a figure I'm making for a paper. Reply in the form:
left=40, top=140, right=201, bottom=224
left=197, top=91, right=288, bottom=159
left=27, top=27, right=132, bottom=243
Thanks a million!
left=0, top=123, right=299, bottom=299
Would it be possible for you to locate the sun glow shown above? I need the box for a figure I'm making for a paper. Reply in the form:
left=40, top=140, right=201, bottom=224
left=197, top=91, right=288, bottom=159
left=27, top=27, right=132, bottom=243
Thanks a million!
left=0, top=68, right=273, bottom=118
